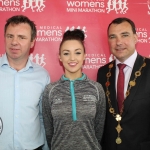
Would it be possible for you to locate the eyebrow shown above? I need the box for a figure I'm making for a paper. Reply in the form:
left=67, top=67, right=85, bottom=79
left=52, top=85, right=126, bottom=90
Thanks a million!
left=121, top=32, right=130, bottom=35
left=6, top=33, right=27, bottom=37
left=62, top=48, right=82, bottom=52
left=18, top=35, right=27, bottom=38
left=62, top=50, right=69, bottom=52
left=109, top=32, right=130, bottom=37
left=5, top=33, right=13, bottom=36
left=75, top=48, right=82, bottom=51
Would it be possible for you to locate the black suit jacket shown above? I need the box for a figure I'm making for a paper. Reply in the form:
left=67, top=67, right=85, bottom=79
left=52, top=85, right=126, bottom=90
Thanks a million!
left=97, top=54, right=150, bottom=150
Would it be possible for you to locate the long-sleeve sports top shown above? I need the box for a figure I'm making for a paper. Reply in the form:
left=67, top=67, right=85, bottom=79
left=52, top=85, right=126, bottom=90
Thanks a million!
left=42, top=74, right=106, bottom=150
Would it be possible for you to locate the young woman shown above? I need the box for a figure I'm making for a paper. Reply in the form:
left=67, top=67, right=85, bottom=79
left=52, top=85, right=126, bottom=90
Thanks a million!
left=42, top=29, right=106, bottom=150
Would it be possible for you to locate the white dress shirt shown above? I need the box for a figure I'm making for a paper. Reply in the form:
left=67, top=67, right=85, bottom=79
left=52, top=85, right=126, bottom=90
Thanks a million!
left=115, top=50, right=137, bottom=98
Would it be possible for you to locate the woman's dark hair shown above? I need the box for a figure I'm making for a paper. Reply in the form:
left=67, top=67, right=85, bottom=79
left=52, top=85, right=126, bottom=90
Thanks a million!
left=107, top=17, right=136, bottom=35
left=59, top=29, right=85, bottom=54
left=4, top=15, right=36, bottom=42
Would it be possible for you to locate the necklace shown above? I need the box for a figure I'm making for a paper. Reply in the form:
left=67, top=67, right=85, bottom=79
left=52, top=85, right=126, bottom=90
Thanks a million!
left=105, top=57, right=146, bottom=144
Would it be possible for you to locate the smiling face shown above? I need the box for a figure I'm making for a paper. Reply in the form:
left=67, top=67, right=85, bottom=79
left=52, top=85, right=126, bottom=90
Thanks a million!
left=5, top=23, right=35, bottom=67
left=108, top=21, right=138, bottom=62
left=59, top=40, right=85, bottom=80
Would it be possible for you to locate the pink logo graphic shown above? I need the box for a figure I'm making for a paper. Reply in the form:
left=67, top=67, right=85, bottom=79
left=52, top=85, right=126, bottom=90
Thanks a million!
left=148, top=0, right=150, bottom=14
left=65, top=26, right=87, bottom=38
left=22, top=0, right=45, bottom=12
left=30, top=53, right=46, bottom=67
left=106, top=0, right=128, bottom=14
left=109, top=54, right=116, bottom=62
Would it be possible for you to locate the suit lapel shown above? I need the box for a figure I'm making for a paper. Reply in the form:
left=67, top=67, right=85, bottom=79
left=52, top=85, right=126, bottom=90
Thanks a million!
left=109, top=61, right=120, bottom=113
left=122, top=55, right=145, bottom=117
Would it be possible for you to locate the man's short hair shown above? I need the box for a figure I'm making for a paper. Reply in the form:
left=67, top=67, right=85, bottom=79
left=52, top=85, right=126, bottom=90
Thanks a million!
left=107, top=17, right=136, bottom=35
left=4, top=15, right=36, bottom=42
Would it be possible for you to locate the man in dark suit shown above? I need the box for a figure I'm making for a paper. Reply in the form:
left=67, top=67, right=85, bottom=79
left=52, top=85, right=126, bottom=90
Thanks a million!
left=97, top=17, right=150, bottom=150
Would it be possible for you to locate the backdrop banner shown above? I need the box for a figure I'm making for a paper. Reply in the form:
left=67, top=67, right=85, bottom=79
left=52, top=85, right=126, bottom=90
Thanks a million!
left=0, top=0, right=150, bottom=81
